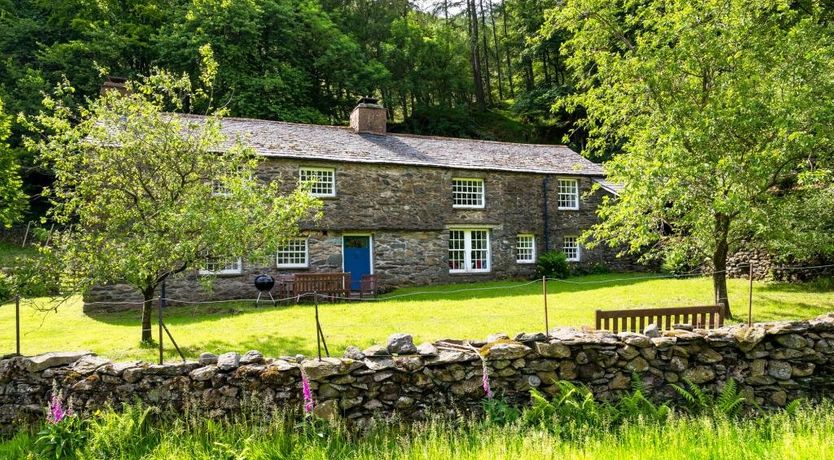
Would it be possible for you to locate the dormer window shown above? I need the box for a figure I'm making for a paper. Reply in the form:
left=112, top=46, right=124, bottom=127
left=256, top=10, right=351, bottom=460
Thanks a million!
left=299, top=167, right=336, bottom=197
left=558, top=178, right=579, bottom=210
left=452, top=178, right=485, bottom=208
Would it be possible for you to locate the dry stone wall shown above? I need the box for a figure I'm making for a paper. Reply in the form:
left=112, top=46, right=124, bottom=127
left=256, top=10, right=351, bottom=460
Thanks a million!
left=726, top=246, right=834, bottom=281
left=5, top=314, right=834, bottom=434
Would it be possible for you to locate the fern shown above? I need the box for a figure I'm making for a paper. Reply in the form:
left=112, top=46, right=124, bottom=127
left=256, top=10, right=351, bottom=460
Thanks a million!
left=616, top=374, right=671, bottom=422
left=716, top=379, right=746, bottom=417
left=785, top=398, right=803, bottom=416
left=670, top=378, right=710, bottom=414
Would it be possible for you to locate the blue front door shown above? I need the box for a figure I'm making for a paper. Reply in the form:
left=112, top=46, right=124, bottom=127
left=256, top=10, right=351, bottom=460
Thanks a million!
left=343, top=235, right=371, bottom=290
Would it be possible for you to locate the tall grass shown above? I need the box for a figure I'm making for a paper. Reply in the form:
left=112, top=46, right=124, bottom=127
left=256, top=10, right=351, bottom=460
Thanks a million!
left=4, top=401, right=834, bottom=459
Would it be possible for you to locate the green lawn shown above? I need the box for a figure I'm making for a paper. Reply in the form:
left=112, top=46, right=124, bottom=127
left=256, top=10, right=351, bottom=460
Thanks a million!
left=1, top=273, right=832, bottom=362
left=0, top=240, right=37, bottom=268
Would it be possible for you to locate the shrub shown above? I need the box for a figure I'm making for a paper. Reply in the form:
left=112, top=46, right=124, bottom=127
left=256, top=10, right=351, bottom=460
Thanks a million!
left=0, top=272, right=11, bottom=301
left=661, top=247, right=699, bottom=274
left=536, top=250, right=570, bottom=279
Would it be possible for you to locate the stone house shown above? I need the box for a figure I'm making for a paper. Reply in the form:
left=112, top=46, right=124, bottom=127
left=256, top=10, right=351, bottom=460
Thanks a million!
left=86, top=99, right=635, bottom=307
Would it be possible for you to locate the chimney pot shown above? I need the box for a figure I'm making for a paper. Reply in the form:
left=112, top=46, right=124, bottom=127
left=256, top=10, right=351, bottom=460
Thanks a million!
left=350, top=96, right=387, bottom=134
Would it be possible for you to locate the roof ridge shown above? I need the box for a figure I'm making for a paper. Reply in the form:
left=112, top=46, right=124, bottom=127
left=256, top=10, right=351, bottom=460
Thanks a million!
left=175, top=113, right=577, bottom=151
left=177, top=112, right=353, bottom=132
left=387, top=131, right=571, bottom=149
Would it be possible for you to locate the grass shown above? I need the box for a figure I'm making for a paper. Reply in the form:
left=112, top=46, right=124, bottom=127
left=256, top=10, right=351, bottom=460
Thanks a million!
left=0, top=273, right=832, bottom=362
left=0, top=240, right=37, bottom=268
left=3, top=401, right=834, bottom=459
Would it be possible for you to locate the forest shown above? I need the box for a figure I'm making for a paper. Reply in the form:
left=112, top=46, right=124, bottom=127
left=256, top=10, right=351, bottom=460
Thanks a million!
left=0, top=0, right=596, bottom=216
left=2, top=0, right=833, bottom=285
left=0, top=0, right=577, bottom=137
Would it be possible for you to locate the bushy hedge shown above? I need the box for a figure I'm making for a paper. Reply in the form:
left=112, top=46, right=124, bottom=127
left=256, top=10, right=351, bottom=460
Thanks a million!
left=536, top=250, right=570, bottom=279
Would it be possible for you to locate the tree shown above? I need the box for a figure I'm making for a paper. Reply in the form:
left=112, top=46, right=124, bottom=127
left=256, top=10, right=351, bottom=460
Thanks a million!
left=0, top=98, right=27, bottom=227
left=553, top=0, right=834, bottom=318
left=25, top=49, right=321, bottom=342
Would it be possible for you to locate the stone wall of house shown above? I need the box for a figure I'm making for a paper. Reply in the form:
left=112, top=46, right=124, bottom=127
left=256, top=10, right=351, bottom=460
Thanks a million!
left=84, top=160, right=641, bottom=310
left=4, top=313, right=834, bottom=434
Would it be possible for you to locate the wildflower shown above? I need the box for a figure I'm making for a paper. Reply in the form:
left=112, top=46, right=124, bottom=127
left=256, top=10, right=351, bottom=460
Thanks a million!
left=300, top=367, right=315, bottom=414
left=47, top=389, right=68, bottom=424
left=481, top=358, right=494, bottom=399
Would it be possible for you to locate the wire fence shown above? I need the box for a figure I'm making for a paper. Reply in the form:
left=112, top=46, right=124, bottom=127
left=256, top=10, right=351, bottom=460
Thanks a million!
left=3, top=263, right=833, bottom=363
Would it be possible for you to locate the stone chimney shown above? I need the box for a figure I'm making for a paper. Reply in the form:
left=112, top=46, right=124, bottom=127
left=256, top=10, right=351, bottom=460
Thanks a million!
left=349, top=96, right=387, bottom=134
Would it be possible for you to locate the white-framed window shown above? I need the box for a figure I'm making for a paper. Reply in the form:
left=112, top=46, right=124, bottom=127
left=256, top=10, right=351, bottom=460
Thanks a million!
left=558, top=178, right=579, bottom=210
left=516, top=234, right=536, bottom=263
left=299, top=167, right=336, bottom=197
left=452, top=178, right=485, bottom=208
left=449, top=229, right=491, bottom=273
left=276, top=238, right=309, bottom=268
left=563, top=236, right=580, bottom=262
left=199, top=257, right=243, bottom=275
left=210, top=180, right=230, bottom=197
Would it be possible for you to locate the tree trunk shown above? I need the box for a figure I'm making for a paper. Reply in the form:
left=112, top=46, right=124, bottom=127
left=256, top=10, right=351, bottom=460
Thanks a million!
left=713, top=213, right=733, bottom=320
left=487, top=0, right=504, bottom=100
left=501, top=0, right=514, bottom=98
left=140, top=287, right=155, bottom=343
left=468, top=0, right=486, bottom=111
left=478, top=0, right=493, bottom=105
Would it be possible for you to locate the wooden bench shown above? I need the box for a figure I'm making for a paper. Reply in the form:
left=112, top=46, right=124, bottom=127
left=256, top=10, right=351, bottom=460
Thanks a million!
left=595, top=305, right=724, bottom=333
left=292, top=273, right=351, bottom=301
left=359, top=274, right=378, bottom=299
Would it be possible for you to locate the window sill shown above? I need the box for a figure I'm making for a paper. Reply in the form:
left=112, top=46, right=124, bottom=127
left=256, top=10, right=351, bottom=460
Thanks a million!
left=516, top=260, right=536, bottom=264
left=198, top=271, right=243, bottom=277
left=449, top=270, right=492, bottom=275
left=452, top=205, right=485, bottom=209
left=557, top=207, right=579, bottom=211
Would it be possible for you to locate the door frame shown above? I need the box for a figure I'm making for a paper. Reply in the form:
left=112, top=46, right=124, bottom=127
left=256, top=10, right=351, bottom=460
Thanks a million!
left=341, top=233, right=374, bottom=276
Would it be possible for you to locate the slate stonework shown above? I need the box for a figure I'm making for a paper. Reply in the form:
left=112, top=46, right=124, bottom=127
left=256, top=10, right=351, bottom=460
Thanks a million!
left=4, top=313, right=834, bottom=433
left=84, top=160, right=640, bottom=310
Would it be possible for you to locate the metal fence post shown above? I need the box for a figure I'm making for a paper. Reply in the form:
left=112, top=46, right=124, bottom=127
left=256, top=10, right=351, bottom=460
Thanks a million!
left=748, top=261, right=754, bottom=327
left=15, top=294, right=21, bottom=355
left=543, top=276, right=550, bottom=338
left=314, top=291, right=321, bottom=361
left=158, top=281, right=165, bottom=365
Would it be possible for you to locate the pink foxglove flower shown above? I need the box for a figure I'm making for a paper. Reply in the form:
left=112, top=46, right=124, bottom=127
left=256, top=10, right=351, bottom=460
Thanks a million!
left=47, top=390, right=68, bottom=424
left=300, top=367, right=315, bottom=414
left=481, top=358, right=494, bottom=399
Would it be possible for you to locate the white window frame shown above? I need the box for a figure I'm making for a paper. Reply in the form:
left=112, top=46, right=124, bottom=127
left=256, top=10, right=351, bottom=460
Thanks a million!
left=448, top=229, right=491, bottom=273
left=516, top=234, right=536, bottom=264
left=452, top=178, right=485, bottom=209
left=563, top=236, right=581, bottom=262
left=199, top=257, right=243, bottom=275
left=557, top=178, right=579, bottom=210
left=276, top=237, right=310, bottom=268
left=210, top=180, right=231, bottom=197
left=299, top=167, right=336, bottom=197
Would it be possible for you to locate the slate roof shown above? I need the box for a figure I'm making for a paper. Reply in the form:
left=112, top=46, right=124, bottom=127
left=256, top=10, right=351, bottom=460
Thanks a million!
left=178, top=114, right=604, bottom=176
left=593, top=178, right=624, bottom=195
